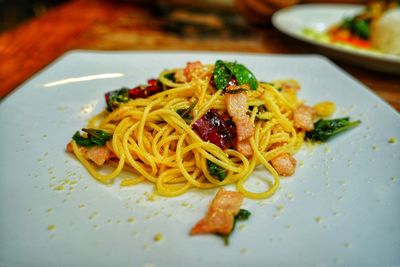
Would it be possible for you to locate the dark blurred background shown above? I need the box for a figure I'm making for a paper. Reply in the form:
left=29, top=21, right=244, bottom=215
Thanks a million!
left=0, top=0, right=69, bottom=32
left=0, top=0, right=249, bottom=38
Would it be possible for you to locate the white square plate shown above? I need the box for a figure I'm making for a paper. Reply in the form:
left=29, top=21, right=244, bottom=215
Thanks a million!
left=1, top=51, right=399, bottom=267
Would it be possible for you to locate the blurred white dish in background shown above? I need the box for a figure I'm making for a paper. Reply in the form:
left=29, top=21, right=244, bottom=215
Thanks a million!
left=371, top=8, right=400, bottom=56
left=272, top=4, right=400, bottom=74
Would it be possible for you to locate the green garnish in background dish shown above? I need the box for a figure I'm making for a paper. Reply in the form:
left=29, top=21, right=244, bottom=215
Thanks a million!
left=212, top=60, right=258, bottom=91
left=73, top=128, right=112, bottom=147
left=306, top=117, right=361, bottom=142
left=342, top=17, right=371, bottom=40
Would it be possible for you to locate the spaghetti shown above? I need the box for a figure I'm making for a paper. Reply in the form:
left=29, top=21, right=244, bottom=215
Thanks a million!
left=68, top=60, right=313, bottom=199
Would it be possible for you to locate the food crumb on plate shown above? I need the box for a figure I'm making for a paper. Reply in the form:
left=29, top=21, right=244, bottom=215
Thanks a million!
left=285, top=192, right=294, bottom=200
left=88, top=211, right=98, bottom=220
left=144, top=191, right=157, bottom=201
left=47, top=224, right=56, bottom=231
left=276, top=204, right=285, bottom=213
left=323, top=145, right=331, bottom=153
left=154, top=232, right=164, bottom=242
left=343, top=242, right=352, bottom=248
left=315, top=216, right=323, bottom=224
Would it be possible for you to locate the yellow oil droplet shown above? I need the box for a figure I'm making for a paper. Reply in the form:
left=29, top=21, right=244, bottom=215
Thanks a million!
left=388, top=137, right=397, bottom=144
left=314, top=101, right=336, bottom=117
left=47, top=224, right=56, bottom=231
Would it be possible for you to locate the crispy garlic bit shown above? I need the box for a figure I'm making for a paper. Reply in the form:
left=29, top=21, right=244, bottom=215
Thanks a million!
left=314, top=101, right=336, bottom=117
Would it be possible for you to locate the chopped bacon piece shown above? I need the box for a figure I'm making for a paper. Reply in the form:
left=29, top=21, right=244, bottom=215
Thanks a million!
left=293, top=105, right=316, bottom=131
left=233, top=117, right=255, bottom=142
left=225, top=91, right=255, bottom=156
left=236, top=139, right=253, bottom=158
left=175, top=61, right=207, bottom=83
left=174, top=69, right=186, bottom=83
left=225, top=90, right=247, bottom=118
left=66, top=142, right=115, bottom=166
left=184, top=61, right=206, bottom=81
left=190, top=188, right=244, bottom=235
left=225, top=91, right=255, bottom=141
left=270, top=153, right=297, bottom=176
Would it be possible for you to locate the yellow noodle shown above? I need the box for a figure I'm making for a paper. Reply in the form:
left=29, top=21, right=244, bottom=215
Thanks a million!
left=70, top=61, right=309, bottom=199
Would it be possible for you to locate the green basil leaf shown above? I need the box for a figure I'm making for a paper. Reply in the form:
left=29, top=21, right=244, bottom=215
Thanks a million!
left=306, top=117, right=361, bottom=142
left=207, top=160, right=227, bottom=181
left=72, top=128, right=112, bottom=147
left=213, top=60, right=231, bottom=90
left=72, top=131, right=94, bottom=147
left=224, top=62, right=258, bottom=90
left=222, top=208, right=251, bottom=246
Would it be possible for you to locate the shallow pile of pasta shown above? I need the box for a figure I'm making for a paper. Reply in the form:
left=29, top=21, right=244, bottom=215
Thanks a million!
left=70, top=62, right=306, bottom=199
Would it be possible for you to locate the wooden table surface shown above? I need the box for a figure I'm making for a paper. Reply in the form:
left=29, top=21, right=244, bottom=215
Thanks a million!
left=1, top=0, right=399, bottom=111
